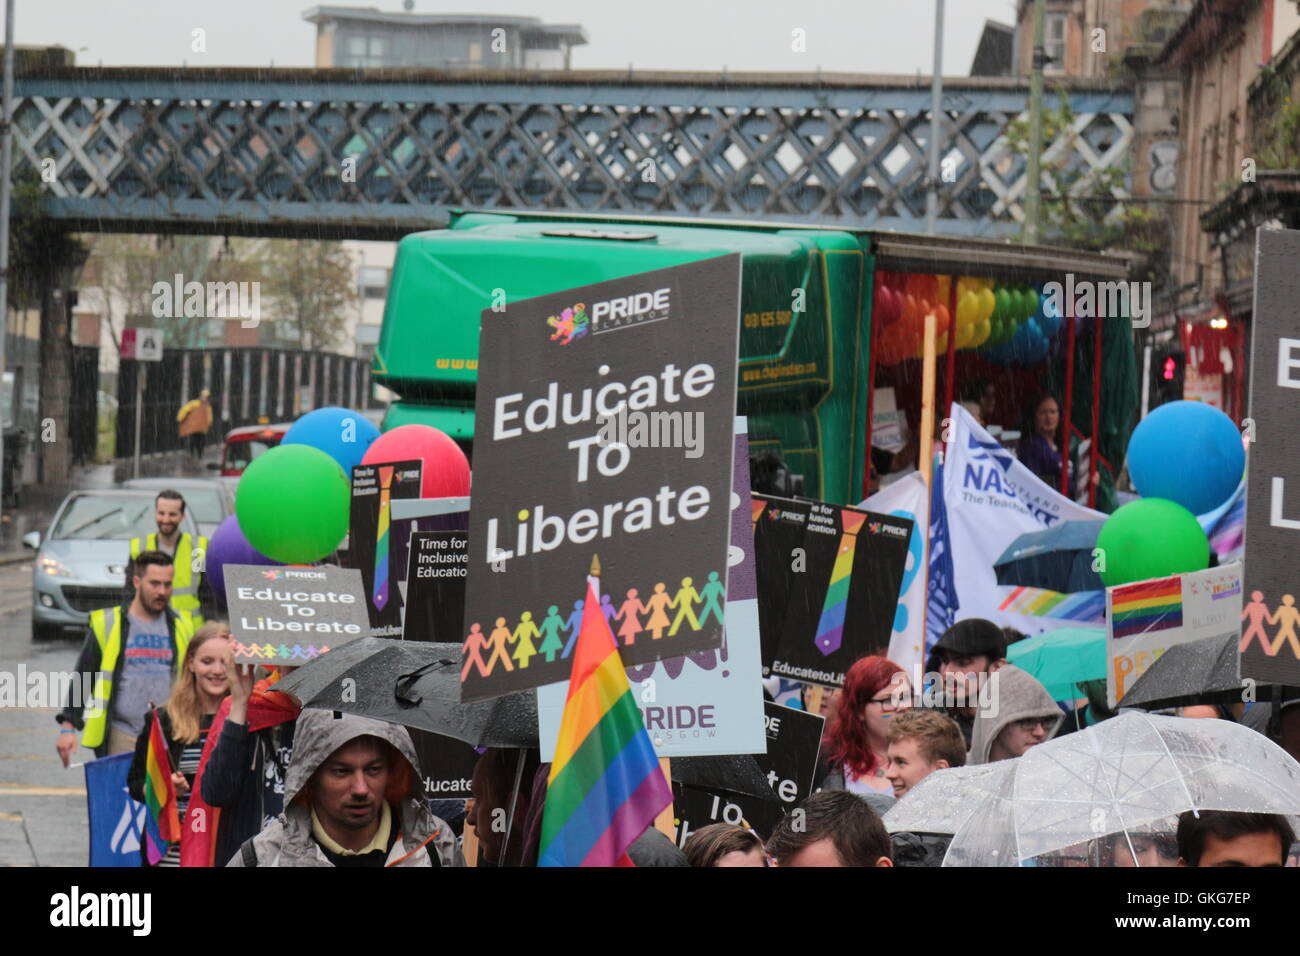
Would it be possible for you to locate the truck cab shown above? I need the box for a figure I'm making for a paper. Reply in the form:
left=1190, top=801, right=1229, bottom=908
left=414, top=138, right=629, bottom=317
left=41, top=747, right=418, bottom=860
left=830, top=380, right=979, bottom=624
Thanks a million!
left=373, top=210, right=873, bottom=503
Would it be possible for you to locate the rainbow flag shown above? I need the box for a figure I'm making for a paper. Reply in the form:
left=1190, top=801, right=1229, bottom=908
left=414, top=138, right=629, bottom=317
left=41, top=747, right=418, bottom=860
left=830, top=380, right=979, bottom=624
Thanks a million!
left=1111, top=576, right=1183, bottom=639
left=373, top=465, right=393, bottom=610
left=142, top=706, right=180, bottom=863
left=539, top=579, right=672, bottom=867
left=998, top=586, right=1106, bottom=623
left=814, top=509, right=866, bottom=655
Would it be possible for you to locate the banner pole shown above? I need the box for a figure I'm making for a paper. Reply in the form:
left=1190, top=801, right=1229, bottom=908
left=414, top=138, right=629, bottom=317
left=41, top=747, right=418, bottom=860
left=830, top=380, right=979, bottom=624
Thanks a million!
left=918, top=310, right=938, bottom=662
left=1060, top=310, right=1077, bottom=497
left=1089, top=315, right=1102, bottom=508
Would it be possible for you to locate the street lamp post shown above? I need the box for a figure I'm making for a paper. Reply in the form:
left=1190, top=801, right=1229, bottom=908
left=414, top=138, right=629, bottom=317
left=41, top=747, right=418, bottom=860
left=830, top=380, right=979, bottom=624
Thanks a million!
left=1025, top=0, right=1047, bottom=245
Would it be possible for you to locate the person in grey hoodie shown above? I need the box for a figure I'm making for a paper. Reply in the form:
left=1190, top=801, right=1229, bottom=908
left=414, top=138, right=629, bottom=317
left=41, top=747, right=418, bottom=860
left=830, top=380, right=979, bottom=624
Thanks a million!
left=229, top=709, right=462, bottom=867
left=967, top=664, right=1063, bottom=765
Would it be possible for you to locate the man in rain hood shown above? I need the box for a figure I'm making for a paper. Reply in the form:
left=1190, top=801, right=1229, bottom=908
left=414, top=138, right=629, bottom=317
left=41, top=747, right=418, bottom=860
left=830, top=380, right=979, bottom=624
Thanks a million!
left=967, top=664, right=1062, bottom=765
left=229, top=709, right=463, bottom=867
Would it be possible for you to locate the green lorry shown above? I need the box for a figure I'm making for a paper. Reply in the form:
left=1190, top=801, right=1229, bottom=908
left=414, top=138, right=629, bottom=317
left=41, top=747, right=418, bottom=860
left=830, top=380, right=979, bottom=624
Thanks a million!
left=373, top=209, right=1130, bottom=505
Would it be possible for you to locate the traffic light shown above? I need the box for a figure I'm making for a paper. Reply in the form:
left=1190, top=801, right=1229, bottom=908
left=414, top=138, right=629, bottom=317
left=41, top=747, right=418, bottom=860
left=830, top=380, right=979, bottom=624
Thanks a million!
left=1149, top=346, right=1185, bottom=409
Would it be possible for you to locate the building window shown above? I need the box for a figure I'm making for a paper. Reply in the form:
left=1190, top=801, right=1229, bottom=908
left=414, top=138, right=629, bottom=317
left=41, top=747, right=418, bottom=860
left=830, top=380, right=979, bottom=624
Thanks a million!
left=1044, top=12, right=1067, bottom=75
left=343, top=34, right=389, bottom=68
left=359, top=266, right=389, bottom=299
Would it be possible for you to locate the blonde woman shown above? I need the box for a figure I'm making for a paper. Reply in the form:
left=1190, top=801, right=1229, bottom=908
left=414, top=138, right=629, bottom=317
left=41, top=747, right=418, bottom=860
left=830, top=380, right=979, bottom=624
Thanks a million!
left=128, top=621, right=232, bottom=866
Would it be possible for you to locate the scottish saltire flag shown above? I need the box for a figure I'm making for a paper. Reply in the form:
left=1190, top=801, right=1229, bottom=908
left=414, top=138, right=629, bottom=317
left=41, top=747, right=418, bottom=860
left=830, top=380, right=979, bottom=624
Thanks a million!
left=85, top=752, right=144, bottom=867
left=926, top=456, right=958, bottom=656
left=539, top=579, right=672, bottom=867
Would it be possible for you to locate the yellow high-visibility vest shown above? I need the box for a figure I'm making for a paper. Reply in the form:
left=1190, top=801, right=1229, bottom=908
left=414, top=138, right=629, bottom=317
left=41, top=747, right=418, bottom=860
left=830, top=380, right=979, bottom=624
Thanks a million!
left=129, top=532, right=208, bottom=624
left=81, top=606, right=195, bottom=749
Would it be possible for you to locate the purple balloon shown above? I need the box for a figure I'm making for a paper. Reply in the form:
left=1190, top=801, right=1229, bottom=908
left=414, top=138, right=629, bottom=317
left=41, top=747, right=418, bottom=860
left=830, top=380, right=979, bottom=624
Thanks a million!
left=207, top=513, right=283, bottom=605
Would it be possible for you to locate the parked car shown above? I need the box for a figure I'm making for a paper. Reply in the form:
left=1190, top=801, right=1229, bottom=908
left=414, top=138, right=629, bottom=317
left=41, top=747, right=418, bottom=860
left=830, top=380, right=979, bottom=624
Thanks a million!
left=121, top=477, right=234, bottom=538
left=24, top=489, right=201, bottom=641
left=210, top=422, right=290, bottom=478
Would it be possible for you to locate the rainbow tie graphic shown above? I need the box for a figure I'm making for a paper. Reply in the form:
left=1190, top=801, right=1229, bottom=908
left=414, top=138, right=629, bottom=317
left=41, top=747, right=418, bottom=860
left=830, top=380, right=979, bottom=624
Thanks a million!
left=373, top=465, right=393, bottom=610
left=814, top=509, right=866, bottom=655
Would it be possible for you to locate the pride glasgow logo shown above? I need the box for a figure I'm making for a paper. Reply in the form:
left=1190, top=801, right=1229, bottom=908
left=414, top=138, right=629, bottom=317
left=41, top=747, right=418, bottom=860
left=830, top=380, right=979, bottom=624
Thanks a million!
left=546, top=286, right=673, bottom=345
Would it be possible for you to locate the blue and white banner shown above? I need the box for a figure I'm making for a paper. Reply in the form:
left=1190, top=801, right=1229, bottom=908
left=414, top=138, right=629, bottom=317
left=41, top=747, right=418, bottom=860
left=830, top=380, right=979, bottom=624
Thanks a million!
left=943, top=404, right=1103, bottom=635
left=85, top=752, right=145, bottom=867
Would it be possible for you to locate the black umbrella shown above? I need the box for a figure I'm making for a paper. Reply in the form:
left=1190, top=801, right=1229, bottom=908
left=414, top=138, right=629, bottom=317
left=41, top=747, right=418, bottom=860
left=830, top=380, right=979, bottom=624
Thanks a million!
left=993, top=520, right=1106, bottom=593
left=276, top=637, right=538, bottom=748
left=1117, top=633, right=1241, bottom=711
left=672, top=754, right=782, bottom=803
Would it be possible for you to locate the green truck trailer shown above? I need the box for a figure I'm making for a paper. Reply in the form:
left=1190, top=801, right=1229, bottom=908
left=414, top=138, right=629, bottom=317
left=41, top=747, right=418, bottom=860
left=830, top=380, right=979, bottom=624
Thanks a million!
left=372, top=209, right=1131, bottom=505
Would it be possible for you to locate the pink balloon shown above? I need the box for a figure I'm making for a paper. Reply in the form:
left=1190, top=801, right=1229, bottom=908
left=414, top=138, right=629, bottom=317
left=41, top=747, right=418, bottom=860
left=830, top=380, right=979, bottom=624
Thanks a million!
left=361, top=424, right=470, bottom=499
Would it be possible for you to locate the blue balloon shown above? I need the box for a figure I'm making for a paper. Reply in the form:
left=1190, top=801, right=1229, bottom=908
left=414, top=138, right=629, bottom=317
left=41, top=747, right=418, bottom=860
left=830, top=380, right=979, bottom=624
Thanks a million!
left=282, top=406, right=380, bottom=477
left=1127, top=401, right=1245, bottom=515
left=1036, top=291, right=1063, bottom=337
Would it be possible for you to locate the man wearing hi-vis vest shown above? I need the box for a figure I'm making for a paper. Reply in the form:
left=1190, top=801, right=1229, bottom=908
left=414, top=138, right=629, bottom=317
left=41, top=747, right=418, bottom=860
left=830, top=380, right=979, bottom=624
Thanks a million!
left=129, top=489, right=209, bottom=626
left=55, top=551, right=196, bottom=762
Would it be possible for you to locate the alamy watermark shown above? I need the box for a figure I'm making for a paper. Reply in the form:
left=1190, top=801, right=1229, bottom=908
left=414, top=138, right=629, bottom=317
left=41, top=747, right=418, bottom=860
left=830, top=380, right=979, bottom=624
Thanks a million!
left=1042, top=273, right=1151, bottom=329
left=0, top=667, right=95, bottom=709
left=151, top=273, right=261, bottom=328
left=595, top=406, right=705, bottom=459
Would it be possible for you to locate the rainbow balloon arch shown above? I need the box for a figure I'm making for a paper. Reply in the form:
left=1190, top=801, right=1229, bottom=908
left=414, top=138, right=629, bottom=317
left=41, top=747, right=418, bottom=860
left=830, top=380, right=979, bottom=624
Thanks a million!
left=866, top=266, right=1116, bottom=510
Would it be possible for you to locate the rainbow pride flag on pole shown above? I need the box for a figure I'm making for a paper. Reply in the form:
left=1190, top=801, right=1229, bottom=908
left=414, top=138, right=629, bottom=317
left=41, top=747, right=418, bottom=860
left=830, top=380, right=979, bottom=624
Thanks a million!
left=539, top=577, right=672, bottom=867
left=1111, top=576, right=1183, bottom=639
left=143, top=706, right=181, bottom=864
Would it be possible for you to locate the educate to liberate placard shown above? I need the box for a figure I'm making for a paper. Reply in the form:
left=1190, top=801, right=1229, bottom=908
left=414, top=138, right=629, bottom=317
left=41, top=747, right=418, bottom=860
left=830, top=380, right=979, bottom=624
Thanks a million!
left=225, top=564, right=371, bottom=665
left=461, top=255, right=742, bottom=701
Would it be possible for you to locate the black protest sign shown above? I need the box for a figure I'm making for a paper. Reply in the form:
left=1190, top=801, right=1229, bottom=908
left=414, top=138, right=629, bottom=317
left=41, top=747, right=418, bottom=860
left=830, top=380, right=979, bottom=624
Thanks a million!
left=461, top=256, right=742, bottom=701
left=404, top=531, right=468, bottom=643
left=751, top=494, right=812, bottom=674
left=768, top=501, right=913, bottom=687
left=1244, top=229, right=1300, bottom=685
left=410, top=728, right=481, bottom=800
left=225, top=565, right=369, bottom=665
left=346, top=460, right=423, bottom=637
left=673, top=702, right=824, bottom=843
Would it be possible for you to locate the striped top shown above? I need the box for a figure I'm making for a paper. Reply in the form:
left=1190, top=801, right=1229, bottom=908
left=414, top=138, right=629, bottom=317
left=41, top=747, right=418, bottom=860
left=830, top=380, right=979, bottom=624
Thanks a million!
left=157, top=715, right=212, bottom=868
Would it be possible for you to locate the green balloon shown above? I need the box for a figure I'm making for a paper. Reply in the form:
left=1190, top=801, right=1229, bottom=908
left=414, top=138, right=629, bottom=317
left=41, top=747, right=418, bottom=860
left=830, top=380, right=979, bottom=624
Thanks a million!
left=1023, top=287, right=1040, bottom=319
left=1096, top=498, right=1209, bottom=588
left=994, top=289, right=1011, bottom=323
left=235, top=444, right=350, bottom=564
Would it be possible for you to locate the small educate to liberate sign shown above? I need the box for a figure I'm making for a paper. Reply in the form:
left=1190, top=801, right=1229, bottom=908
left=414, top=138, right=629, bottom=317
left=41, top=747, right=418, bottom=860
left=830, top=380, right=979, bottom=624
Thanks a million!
left=225, top=564, right=370, bottom=665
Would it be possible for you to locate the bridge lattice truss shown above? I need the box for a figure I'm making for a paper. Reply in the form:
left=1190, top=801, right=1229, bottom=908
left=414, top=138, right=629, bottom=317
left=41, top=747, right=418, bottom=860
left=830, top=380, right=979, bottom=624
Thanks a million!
left=13, top=73, right=1135, bottom=238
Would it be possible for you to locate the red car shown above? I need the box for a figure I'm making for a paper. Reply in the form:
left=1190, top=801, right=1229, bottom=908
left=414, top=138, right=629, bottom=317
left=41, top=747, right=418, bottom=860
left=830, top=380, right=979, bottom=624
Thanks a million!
left=215, top=423, right=291, bottom=477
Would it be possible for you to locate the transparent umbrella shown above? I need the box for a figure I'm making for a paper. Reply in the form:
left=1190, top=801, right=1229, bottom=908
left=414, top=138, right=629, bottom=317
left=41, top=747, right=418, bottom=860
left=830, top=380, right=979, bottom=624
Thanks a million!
left=941, top=711, right=1300, bottom=866
left=882, top=763, right=1014, bottom=835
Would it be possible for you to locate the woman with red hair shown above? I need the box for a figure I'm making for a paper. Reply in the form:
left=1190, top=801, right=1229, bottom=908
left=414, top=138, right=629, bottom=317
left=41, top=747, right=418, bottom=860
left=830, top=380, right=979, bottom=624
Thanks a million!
left=819, top=656, right=913, bottom=796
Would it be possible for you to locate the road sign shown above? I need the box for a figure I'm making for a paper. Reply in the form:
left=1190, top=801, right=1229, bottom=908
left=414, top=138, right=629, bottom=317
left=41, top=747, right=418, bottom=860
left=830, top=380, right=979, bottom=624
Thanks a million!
left=121, top=328, right=163, bottom=362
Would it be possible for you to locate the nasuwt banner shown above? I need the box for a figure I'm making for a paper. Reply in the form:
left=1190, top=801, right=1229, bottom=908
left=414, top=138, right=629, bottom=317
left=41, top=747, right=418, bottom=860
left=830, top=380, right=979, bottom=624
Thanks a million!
left=1106, top=563, right=1244, bottom=707
left=943, top=403, right=1103, bottom=634
left=537, top=422, right=765, bottom=759
left=461, top=256, right=742, bottom=701
left=1244, top=228, right=1300, bottom=686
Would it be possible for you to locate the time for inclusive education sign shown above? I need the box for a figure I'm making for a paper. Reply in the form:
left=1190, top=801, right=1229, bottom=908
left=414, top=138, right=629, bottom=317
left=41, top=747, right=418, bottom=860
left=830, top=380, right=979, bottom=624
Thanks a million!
left=460, top=256, right=742, bottom=701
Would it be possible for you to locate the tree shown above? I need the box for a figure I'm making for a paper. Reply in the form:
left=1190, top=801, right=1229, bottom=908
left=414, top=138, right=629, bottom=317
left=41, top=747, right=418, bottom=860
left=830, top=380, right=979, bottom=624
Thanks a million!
left=84, top=233, right=261, bottom=351
left=8, top=168, right=86, bottom=482
left=257, top=239, right=356, bottom=351
left=1001, top=91, right=1170, bottom=287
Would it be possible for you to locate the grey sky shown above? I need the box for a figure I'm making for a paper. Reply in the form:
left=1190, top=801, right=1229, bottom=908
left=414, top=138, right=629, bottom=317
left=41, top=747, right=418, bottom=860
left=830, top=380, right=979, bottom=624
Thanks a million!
left=24, top=0, right=1020, bottom=75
